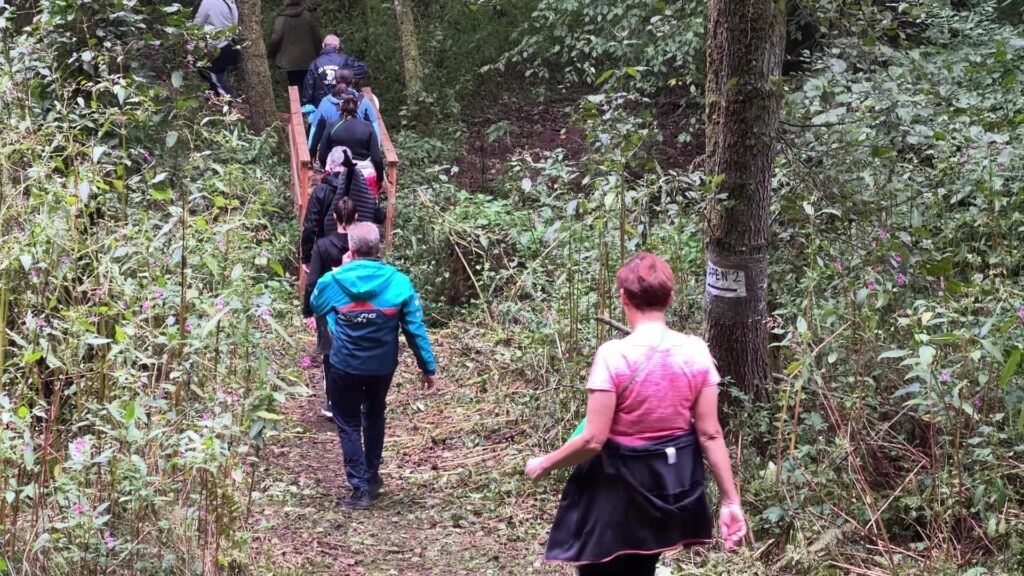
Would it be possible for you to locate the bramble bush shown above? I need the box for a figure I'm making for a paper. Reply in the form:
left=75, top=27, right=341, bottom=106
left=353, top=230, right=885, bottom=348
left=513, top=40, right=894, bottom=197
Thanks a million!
left=0, top=1, right=301, bottom=573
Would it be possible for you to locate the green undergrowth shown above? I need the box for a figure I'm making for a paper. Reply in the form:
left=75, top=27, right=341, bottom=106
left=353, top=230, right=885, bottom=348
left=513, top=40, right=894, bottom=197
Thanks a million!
left=0, top=1, right=304, bottom=573
left=385, top=3, right=1024, bottom=574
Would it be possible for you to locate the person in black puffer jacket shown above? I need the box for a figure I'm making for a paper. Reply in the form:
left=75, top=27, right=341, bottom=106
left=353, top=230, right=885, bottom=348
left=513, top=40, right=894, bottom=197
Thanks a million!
left=300, top=147, right=383, bottom=269
left=300, top=35, right=368, bottom=107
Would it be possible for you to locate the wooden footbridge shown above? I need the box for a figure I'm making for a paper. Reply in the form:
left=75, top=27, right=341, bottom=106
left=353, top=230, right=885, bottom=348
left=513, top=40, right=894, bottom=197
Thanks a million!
left=283, top=85, right=399, bottom=291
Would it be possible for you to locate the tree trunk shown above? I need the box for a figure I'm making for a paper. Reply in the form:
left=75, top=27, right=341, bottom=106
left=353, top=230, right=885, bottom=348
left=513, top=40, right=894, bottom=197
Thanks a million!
left=393, top=0, right=424, bottom=108
left=236, top=0, right=277, bottom=133
left=702, top=0, right=784, bottom=401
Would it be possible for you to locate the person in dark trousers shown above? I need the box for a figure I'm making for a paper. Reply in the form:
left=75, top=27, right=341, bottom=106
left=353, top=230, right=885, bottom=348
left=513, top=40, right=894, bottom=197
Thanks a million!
left=194, top=0, right=239, bottom=98
left=300, top=147, right=382, bottom=273
left=266, top=0, right=322, bottom=87
left=525, top=254, right=747, bottom=576
left=312, top=94, right=385, bottom=192
left=300, top=34, right=369, bottom=107
left=309, top=222, right=437, bottom=509
left=303, top=196, right=357, bottom=419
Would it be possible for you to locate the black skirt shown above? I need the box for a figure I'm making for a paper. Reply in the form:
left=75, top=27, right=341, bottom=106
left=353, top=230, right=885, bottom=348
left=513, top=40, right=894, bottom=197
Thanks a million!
left=544, top=432, right=713, bottom=564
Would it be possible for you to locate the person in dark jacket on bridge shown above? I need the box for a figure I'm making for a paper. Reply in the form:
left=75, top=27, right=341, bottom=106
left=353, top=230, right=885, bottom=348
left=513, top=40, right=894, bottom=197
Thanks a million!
left=312, top=94, right=385, bottom=195
left=267, top=0, right=321, bottom=87
left=303, top=196, right=357, bottom=419
left=307, top=69, right=381, bottom=155
left=301, top=34, right=368, bottom=107
left=300, top=147, right=382, bottom=270
left=310, top=222, right=437, bottom=510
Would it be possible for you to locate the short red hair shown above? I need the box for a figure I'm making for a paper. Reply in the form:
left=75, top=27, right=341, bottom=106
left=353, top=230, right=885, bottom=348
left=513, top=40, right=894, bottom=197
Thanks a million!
left=616, top=253, right=675, bottom=311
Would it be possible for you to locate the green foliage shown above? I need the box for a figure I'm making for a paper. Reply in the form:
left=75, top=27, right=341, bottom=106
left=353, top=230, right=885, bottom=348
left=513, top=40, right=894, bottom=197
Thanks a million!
left=0, top=1, right=300, bottom=572
left=389, top=1, right=1024, bottom=573
left=497, top=0, right=705, bottom=94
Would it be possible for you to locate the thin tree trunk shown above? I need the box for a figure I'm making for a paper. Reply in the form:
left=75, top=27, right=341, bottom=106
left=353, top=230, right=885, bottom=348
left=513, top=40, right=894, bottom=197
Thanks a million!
left=236, top=0, right=277, bottom=133
left=702, top=0, right=785, bottom=401
left=393, top=0, right=424, bottom=107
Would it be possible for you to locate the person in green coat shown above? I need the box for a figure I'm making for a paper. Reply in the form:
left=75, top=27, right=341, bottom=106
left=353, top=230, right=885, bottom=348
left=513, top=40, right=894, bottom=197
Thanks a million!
left=267, top=0, right=321, bottom=86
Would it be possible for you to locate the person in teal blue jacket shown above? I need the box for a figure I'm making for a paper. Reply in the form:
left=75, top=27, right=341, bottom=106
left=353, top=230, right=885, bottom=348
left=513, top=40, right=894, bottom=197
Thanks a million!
left=310, top=222, right=436, bottom=509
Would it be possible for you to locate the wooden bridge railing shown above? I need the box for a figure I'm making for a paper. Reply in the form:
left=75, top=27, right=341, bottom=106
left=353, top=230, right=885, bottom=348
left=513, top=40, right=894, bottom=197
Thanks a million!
left=286, top=85, right=399, bottom=294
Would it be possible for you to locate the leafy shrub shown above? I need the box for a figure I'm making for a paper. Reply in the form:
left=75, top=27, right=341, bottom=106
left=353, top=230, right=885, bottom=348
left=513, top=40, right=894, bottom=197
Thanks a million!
left=496, top=0, right=705, bottom=95
left=0, top=1, right=300, bottom=572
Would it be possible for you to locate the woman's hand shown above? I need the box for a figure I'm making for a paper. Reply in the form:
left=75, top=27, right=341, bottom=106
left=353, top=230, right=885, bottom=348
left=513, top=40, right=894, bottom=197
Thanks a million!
left=525, top=456, right=550, bottom=481
left=303, top=316, right=317, bottom=333
left=719, top=502, right=747, bottom=550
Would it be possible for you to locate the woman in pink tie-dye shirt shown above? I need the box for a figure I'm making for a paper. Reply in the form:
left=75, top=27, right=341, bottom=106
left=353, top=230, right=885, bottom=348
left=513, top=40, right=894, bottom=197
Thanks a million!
left=525, top=253, right=747, bottom=576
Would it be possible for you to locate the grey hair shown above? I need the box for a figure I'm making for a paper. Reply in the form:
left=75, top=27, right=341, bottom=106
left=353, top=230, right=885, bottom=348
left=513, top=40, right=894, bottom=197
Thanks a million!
left=325, top=146, right=352, bottom=172
left=347, top=222, right=381, bottom=258
left=323, top=34, right=340, bottom=48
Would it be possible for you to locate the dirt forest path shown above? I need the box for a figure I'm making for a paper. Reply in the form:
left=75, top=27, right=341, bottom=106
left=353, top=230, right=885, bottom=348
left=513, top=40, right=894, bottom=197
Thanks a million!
left=250, top=325, right=567, bottom=575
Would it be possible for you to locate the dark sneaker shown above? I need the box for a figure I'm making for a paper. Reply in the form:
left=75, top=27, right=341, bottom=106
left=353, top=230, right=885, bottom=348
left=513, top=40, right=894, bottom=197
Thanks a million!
left=368, top=478, right=383, bottom=499
left=320, top=399, right=333, bottom=420
left=343, top=489, right=371, bottom=510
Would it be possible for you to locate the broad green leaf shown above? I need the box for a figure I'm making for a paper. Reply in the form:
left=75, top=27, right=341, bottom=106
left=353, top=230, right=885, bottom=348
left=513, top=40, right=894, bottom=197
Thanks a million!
left=999, top=349, right=1021, bottom=388
left=253, top=410, right=283, bottom=421
left=878, top=349, right=910, bottom=360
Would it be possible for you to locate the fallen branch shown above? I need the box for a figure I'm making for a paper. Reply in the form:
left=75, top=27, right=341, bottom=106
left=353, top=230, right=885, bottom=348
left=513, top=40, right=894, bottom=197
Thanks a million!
left=596, top=316, right=631, bottom=335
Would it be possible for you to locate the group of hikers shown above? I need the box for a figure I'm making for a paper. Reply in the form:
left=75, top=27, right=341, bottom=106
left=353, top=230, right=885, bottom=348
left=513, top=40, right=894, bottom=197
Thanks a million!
left=194, top=0, right=384, bottom=191
left=192, top=2, right=750, bottom=572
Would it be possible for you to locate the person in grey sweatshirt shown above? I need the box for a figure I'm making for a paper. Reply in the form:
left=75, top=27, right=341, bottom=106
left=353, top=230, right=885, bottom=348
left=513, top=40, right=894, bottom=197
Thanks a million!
left=194, top=0, right=240, bottom=98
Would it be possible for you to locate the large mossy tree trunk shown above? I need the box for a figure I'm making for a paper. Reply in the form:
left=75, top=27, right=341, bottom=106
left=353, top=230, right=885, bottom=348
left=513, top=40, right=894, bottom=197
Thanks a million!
left=702, top=0, right=785, bottom=401
left=393, top=0, right=424, bottom=112
left=236, top=0, right=277, bottom=133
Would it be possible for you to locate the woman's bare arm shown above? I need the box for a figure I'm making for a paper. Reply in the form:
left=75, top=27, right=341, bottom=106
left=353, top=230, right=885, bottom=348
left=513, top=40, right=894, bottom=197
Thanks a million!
left=693, top=386, right=740, bottom=504
left=526, top=390, right=616, bottom=479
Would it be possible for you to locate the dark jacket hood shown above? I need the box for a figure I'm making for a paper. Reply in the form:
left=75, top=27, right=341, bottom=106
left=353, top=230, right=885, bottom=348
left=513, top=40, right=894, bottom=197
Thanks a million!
left=322, top=170, right=346, bottom=188
left=280, top=5, right=306, bottom=16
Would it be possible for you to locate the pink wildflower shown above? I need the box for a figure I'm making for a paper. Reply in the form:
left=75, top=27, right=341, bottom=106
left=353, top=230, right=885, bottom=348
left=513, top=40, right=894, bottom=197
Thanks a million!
left=184, top=321, right=193, bottom=334
left=199, top=507, right=207, bottom=519
left=260, top=307, right=271, bottom=320
left=896, top=273, right=906, bottom=286
left=301, top=356, right=313, bottom=369
left=834, top=260, right=843, bottom=273
left=154, top=288, right=164, bottom=300
left=215, top=297, right=225, bottom=311
left=939, top=371, right=951, bottom=382
left=202, top=412, right=211, bottom=421
left=141, top=301, right=152, bottom=313
left=867, top=280, right=876, bottom=291
left=879, top=229, right=888, bottom=239
left=104, top=531, right=115, bottom=550
left=70, top=437, right=88, bottom=459
left=1018, top=306, right=1024, bottom=322
left=973, top=395, right=982, bottom=408
left=29, top=268, right=40, bottom=280
left=261, top=249, right=270, bottom=258
left=893, top=254, right=902, bottom=263
left=73, top=503, right=84, bottom=516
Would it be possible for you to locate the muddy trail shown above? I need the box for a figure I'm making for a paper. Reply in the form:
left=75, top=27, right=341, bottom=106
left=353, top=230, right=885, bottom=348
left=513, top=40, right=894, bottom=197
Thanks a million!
left=249, top=325, right=568, bottom=575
